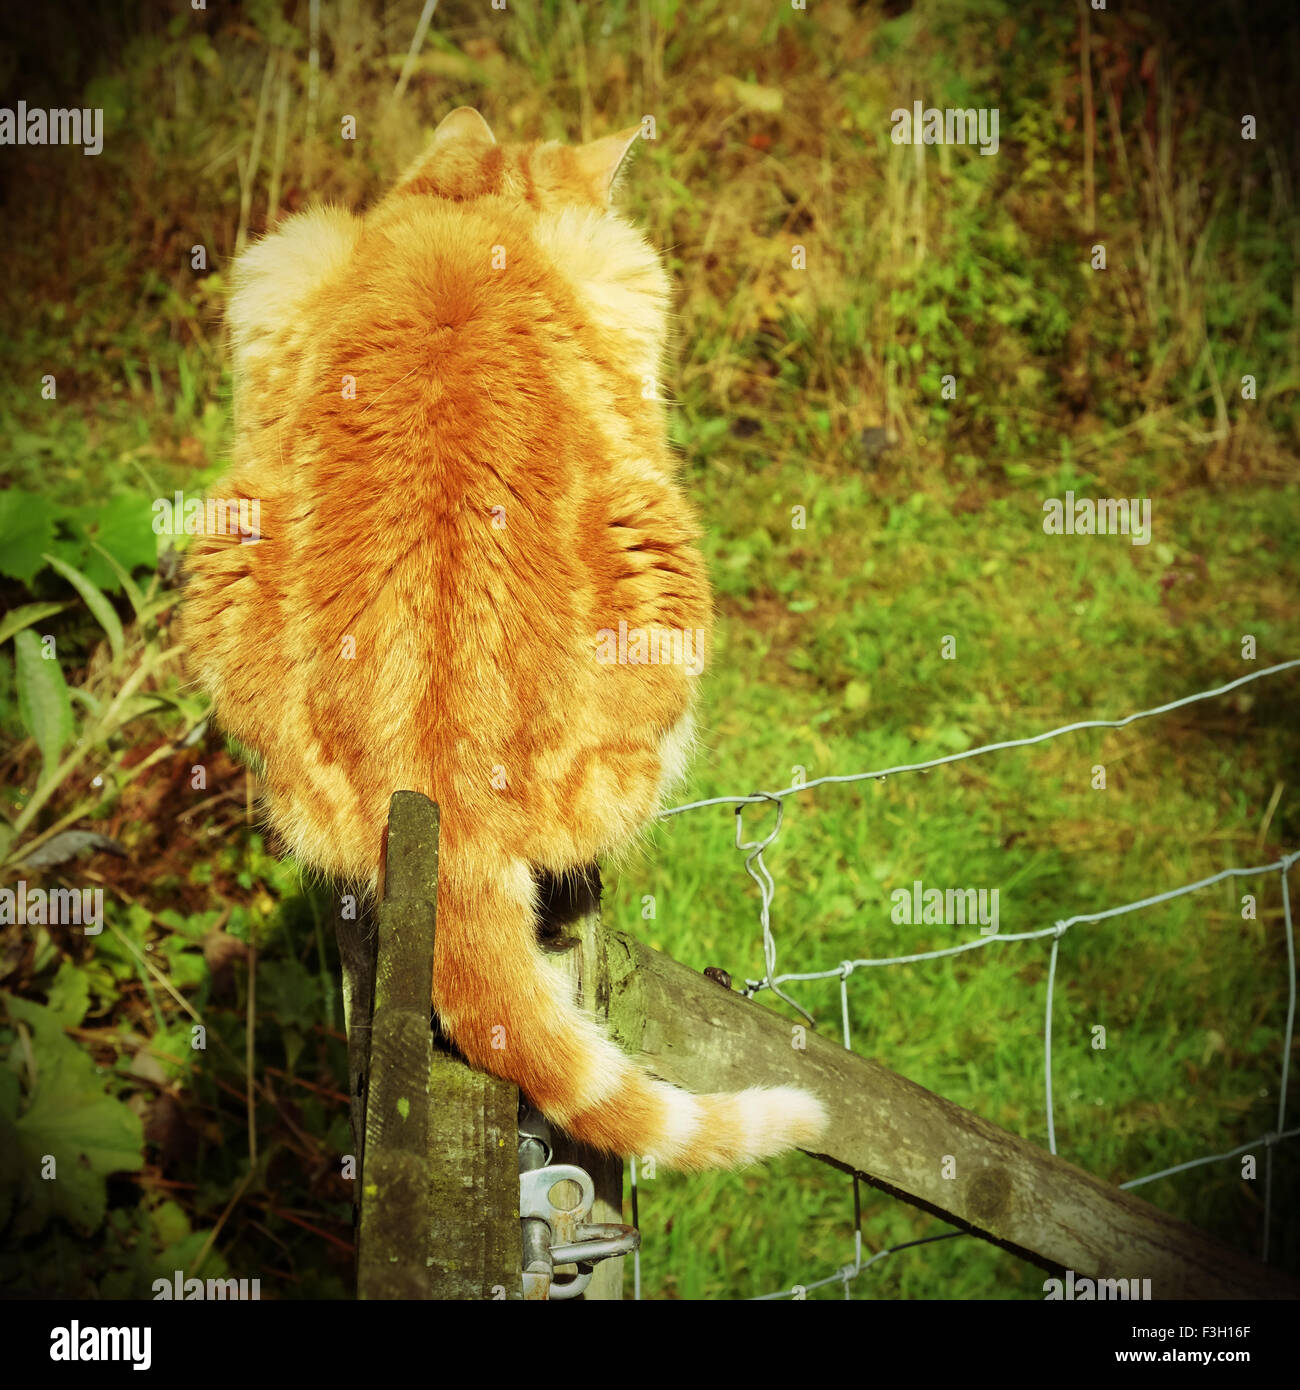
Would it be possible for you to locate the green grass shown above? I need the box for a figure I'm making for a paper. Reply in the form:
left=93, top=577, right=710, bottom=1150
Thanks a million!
left=0, top=0, right=1297, bottom=1300
left=606, top=463, right=1298, bottom=1298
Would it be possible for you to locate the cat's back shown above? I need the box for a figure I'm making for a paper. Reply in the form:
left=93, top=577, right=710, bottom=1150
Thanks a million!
left=186, top=117, right=711, bottom=886
left=254, top=194, right=615, bottom=575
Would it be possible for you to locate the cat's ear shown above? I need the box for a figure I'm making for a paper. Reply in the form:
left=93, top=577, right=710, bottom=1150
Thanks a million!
left=430, top=106, right=497, bottom=150
left=574, top=125, right=644, bottom=203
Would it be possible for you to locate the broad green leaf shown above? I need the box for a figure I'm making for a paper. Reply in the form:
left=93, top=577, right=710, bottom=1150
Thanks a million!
left=159, top=1231, right=229, bottom=1281
left=41, top=553, right=125, bottom=663
left=0, top=601, right=68, bottom=649
left=144, top=1020, right=202, bottom=1076
left=54, top=493, right=158, bottom=592
left=259, top=957, right=324, bottom=1031
left=149, top=1199, right=191, bottom=1249
left=46, top=961, right=91, bottom=1028
left=1, top=993, right=144, bottom=1236
left=156, top=906, right=212, bottom=942
left=13, top=629, right=74, bottom=774
left=16, top=1085, right=144, bottom=1234
left=0, top=490, right=59, bottom=584
left=158, top=940, right=208, bottom=991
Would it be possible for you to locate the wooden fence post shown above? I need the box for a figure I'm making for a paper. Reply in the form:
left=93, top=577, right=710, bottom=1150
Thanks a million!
left=343, top=791, right=523, bottom=1299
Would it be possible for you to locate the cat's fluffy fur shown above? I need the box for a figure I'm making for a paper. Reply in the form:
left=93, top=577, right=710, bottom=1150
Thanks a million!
left=183, top=108, right=827, bottom=1170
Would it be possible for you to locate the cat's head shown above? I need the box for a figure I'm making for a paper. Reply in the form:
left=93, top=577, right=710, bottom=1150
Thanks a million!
left=393, top=107, right=644, bottom=213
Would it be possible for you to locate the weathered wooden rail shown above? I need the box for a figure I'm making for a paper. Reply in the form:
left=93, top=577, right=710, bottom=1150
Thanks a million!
left=336, top=792, right=1298, bottom=1300
left=603, top=929, right=1300, bottom=1300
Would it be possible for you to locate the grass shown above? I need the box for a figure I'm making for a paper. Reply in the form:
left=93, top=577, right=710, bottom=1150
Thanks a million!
left=0, top=0, right=1297, bottom=1299
left=612, top=484, right=1299, bottom=1295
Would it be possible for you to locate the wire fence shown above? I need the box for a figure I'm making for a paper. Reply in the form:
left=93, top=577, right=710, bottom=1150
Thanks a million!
left=629, top=658, right=1300, bottom=1300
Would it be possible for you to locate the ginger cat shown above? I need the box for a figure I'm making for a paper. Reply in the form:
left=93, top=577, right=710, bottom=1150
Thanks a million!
left=183, top=108, right=826, bottom=1170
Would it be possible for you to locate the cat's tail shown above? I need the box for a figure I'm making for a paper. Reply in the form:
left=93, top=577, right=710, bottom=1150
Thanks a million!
left=429, top=845, right=828, bottom=1171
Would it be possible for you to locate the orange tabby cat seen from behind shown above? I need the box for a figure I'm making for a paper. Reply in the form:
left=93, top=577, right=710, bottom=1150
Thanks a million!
left=182, top=107, right=827, bottom=1170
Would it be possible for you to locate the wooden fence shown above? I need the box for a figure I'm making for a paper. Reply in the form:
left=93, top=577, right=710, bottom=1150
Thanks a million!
left=334, top=791, right=1299, bottom=1300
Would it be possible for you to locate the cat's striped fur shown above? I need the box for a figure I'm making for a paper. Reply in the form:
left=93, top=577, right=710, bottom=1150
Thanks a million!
left=183, top=108, right=827, bottom=1170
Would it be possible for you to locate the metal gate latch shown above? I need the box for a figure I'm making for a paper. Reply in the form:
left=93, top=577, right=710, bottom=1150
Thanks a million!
left=518, top=1106, right=639, bottom=1300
